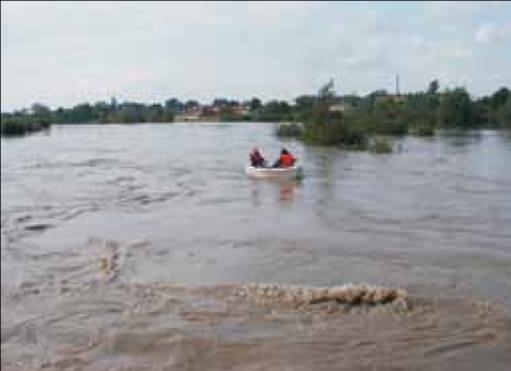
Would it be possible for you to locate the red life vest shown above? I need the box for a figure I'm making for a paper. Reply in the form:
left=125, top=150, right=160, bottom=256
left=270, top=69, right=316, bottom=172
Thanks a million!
left=280, top=153, right=295, bottom=167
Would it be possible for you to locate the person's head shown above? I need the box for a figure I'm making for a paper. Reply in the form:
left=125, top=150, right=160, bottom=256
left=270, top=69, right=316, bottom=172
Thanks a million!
left=281, top=148, right=289, bottom=155
left=252, top=147, right=259, bottom=154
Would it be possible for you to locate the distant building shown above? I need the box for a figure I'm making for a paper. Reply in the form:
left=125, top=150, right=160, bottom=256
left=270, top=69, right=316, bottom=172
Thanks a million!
left=175, top=106, right=202, bottom=122
left=175, top=102, right=250, bottom=122
left=184, top=106, right=201, bottom=115
left=328, top=104, right=346, bottom=112
left=199, top=107, right=219, bottom=120
left=232, top=104, right=250, bottom=116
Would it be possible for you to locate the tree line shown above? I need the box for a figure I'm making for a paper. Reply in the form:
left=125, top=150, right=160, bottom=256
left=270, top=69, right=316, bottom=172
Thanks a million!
left=2, top=81, right=510, bottom=137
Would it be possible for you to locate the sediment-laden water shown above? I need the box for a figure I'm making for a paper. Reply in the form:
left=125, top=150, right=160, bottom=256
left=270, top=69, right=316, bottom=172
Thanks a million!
left=2, top=123, right=511, bottom=370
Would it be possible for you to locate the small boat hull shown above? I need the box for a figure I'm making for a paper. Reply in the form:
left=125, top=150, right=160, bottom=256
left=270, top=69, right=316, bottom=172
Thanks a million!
left=246, top=165, right=303, bottom=179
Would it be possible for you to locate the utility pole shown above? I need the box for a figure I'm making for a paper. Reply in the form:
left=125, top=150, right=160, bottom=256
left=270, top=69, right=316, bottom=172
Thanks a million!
left=396, top=74, right=400, bottom=96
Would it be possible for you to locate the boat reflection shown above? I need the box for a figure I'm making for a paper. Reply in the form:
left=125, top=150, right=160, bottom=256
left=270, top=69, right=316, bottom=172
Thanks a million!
left=278, top=178, right=299, bottom=203
left=249, top=177, right=302, bottom=206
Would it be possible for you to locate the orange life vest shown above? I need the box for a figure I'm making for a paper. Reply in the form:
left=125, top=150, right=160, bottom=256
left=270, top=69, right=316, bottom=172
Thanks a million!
left=280, top=153, right=295, bottom=167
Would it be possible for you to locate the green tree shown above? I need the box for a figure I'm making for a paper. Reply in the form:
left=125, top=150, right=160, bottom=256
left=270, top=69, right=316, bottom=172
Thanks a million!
left=248, top=97, right=262, bottom=111
left=144, top=103, right=165, bottom=122
left=117, top=103, right=145, bottom=123
left=497, top=96, right=511, bottom=129
left=439, top=88, right=473, bottom=127
left=255, top=100, right=292, bottom=121
left=68, top=103, right=94, bottom=123
left=490, top=87, right=509, bottom=109
left=165, top=98, right=184, bottom=114
left=295, top=95, right=317, bottom=109
left=31, top=103, right=52, bottom=126
left=94, top=101, right=110, bottom=122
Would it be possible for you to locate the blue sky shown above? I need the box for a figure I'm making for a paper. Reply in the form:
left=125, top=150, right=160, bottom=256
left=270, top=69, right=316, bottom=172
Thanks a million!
left=1, top=1, right=510, bottom=111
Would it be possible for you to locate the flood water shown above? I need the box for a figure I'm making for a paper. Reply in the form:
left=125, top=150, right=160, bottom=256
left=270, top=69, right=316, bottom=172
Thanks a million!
left=2, top=123, right=511, bottom=370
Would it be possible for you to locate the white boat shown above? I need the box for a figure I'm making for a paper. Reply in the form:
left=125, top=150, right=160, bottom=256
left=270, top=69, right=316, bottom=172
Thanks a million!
left=245, top=165, right=303, bottom=179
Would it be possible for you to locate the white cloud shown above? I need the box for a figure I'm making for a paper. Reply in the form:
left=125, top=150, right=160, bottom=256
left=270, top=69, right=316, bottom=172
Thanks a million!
left=1, top=1, right=510, bottom=110
left=475, top=22, right=511, bottom=43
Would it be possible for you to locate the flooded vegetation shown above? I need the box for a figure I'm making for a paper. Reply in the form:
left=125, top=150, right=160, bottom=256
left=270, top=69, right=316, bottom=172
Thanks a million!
left=277, top=81, right=511, bottom=150
left=2, top=123, right=511, bottom=370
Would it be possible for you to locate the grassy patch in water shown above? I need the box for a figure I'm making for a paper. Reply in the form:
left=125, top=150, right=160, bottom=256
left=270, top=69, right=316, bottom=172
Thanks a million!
left=275, top=123, right=303, bottom=138
left=369, top=137, right=393, bottom=154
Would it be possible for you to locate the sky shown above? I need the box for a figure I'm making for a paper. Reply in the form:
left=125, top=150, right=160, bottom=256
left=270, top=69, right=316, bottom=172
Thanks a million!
left=1, top=1, right=510, bottom=111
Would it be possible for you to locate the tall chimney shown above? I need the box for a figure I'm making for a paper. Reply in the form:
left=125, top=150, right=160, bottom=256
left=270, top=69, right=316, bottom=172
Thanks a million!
left=396, top=74, right=400, bottom=96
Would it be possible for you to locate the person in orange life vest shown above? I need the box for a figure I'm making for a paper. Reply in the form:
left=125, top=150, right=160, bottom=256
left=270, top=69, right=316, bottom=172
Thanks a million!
left=272, top=148, right=296, bottom=168
left=249, top=147, right=267, bottom=167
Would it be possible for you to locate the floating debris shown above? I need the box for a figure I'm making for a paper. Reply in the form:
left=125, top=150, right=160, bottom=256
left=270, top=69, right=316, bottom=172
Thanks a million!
left=96, top=240, right=121, bottom=282
left=239, top=283, right=409, bottom=311
left=24, top=223, right=52, bottom=231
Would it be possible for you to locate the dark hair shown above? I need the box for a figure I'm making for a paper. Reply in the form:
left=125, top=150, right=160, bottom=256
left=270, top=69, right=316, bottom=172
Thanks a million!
left=281, top=148, right=289, bottom=155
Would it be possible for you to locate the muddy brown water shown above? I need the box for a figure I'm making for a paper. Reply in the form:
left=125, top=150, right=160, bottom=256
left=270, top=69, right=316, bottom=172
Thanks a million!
left=2, top=124, right=511, bottom=370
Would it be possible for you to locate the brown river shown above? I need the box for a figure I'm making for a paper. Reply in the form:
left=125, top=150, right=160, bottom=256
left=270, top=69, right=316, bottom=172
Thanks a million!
left=1, top=123, right=511, bottom=370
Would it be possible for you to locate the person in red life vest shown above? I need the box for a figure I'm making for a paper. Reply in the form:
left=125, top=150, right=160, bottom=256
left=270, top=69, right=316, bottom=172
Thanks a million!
left=249, top=147, right=267, bottom=168
left=272, top=148, right=296, bottom=168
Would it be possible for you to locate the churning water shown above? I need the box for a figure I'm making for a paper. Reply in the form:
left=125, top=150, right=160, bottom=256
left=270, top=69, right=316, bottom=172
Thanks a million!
left=2, top=123, right=511, bottom=370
